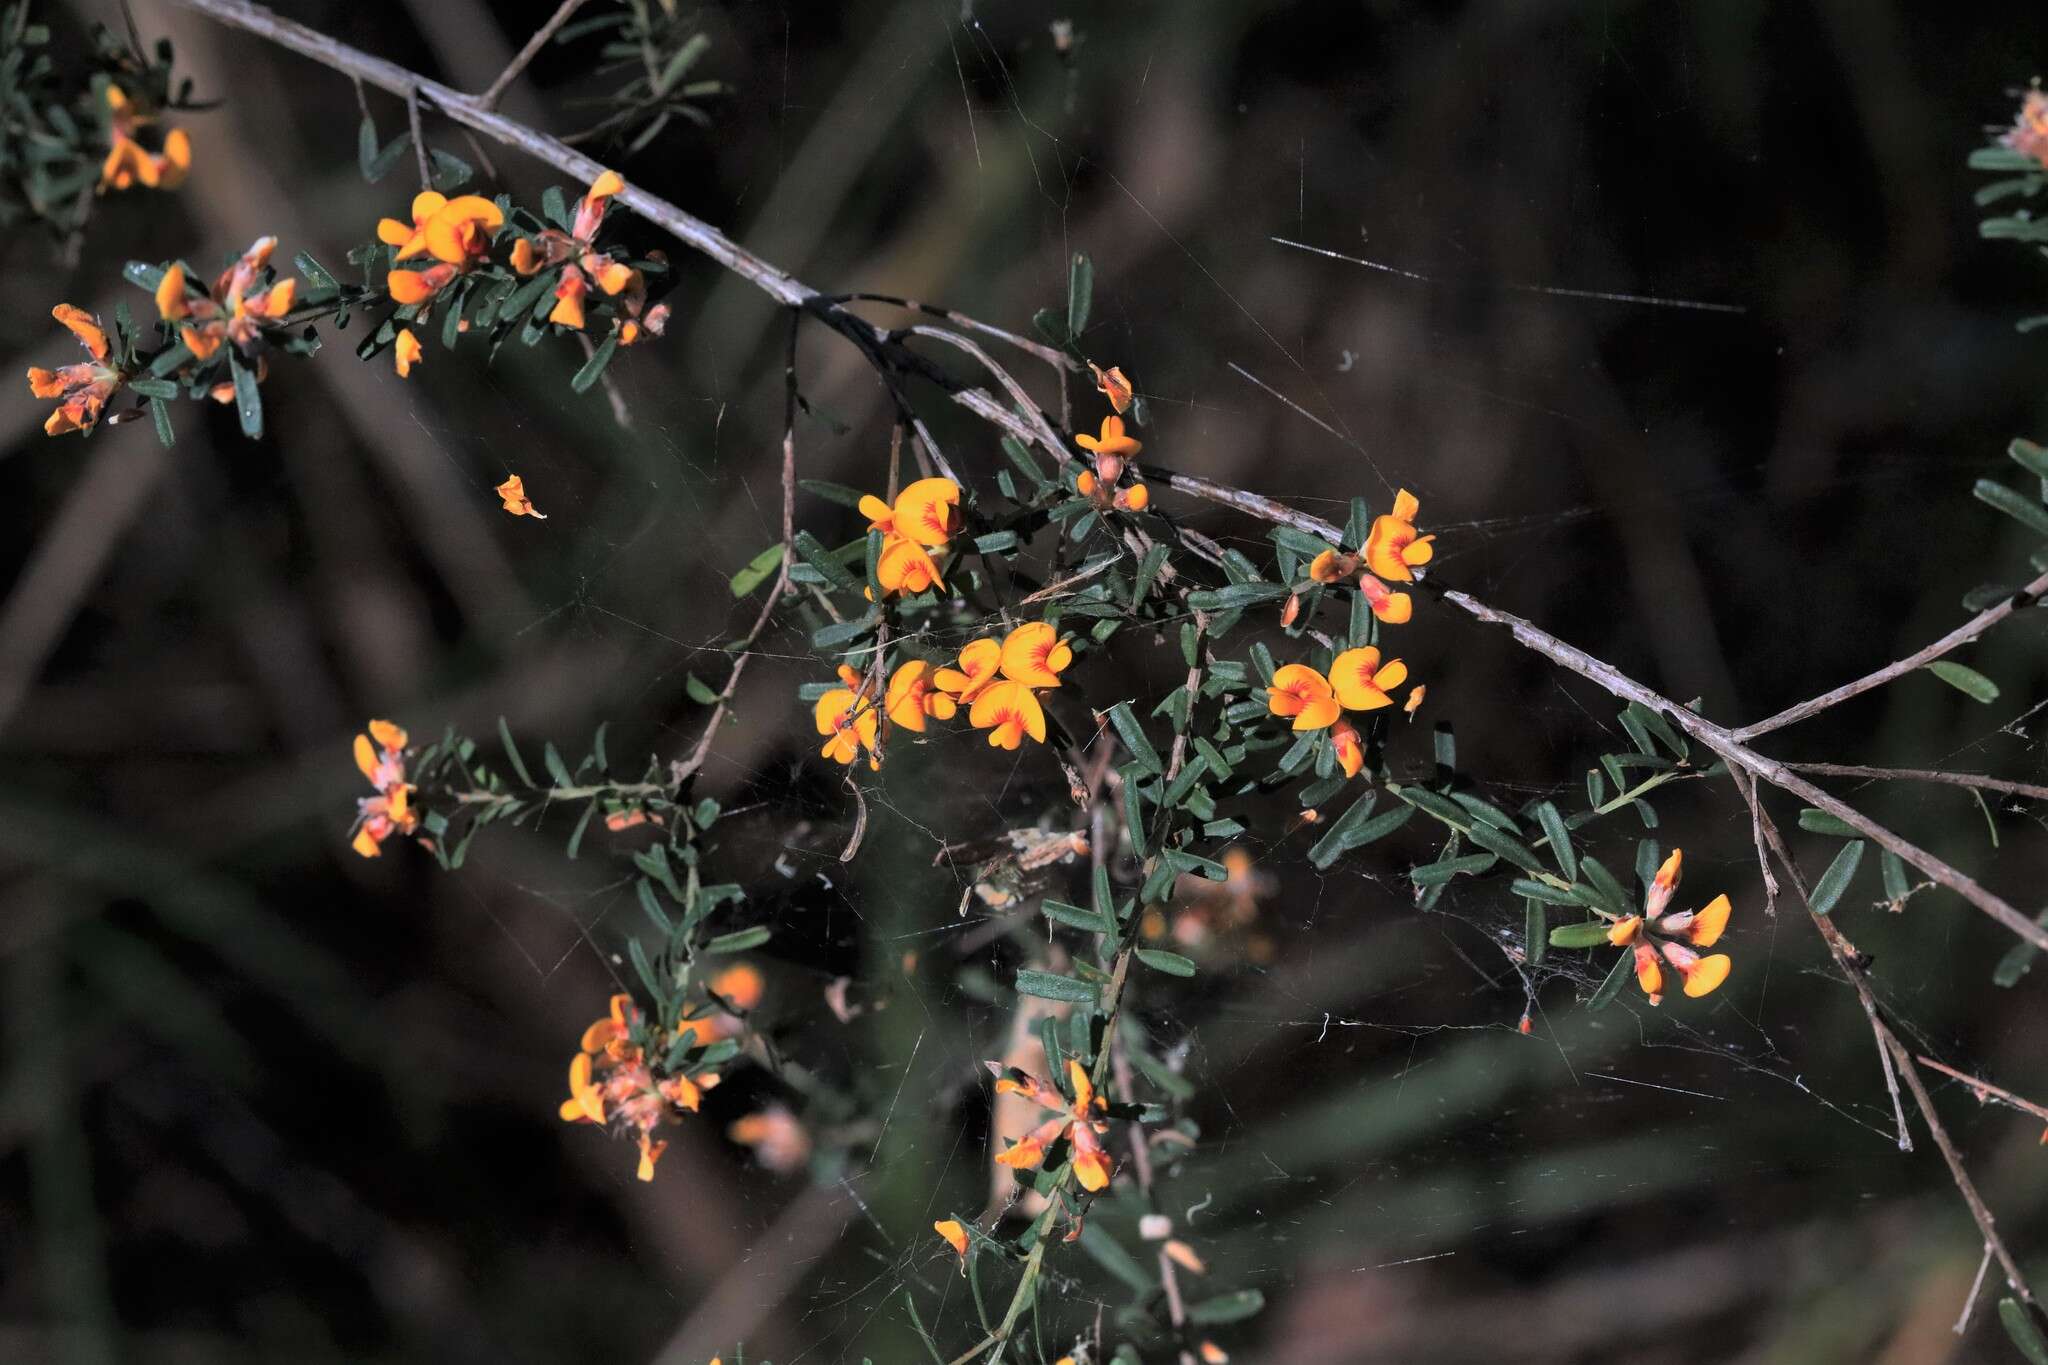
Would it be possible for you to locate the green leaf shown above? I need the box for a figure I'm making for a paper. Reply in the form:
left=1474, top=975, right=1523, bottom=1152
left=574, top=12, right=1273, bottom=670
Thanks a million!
left=497, top=716, right=534, bottom=786
left=1410, top=852, right=1497, bottom=885
left=793, top=530, right=860, bottom=592
left=1107, top=701, right=1164, bottom=776
left=1512, top=878, right=1580, bottom=905
left=684, top=673, right=718, bottom=705
left=729, top=543, right=784, bottom=597
left=811, top=614, right=878, bottom=649
left=363, top=128, right=412, bottom=184
left=1797, top=808, right=1859, bottom=837
left=148, top=397, right=174, bottom=446
left=1548, top=921, right=1614, bottom=949
left=1922, top=660, right=1999, bottom=704
left=706, top=926, right=771, bottom=953
left=1075, top=1221, right=1150, bottom=1294
left=1091, top=866, right=1119, bottom=935
left=1585, top=947, right=1633, bottom=1010
left=428, top=146, right=474, bottom=191
left=2001, top=1299, right=2048, bottom=1365
left=1187, top=1290, right=1265, bottom=1326
left=2011, top=437, right=2048, bottom=482
left=356, top=114, right=379, bottom=179
left=294, top=250, right=339, bottom=292
left=1135, top=948, right=1196, bottom=977
left=1534, top=801, right=1575, bottom=880
left=571, top=332, right=620, bottom=394
left=1880, top=848, right=1910, bottom=904
left=627, top=936, right=665, bottom=1008
left=1809, top=840, right=1866, bottom=917
left=1307, top=791, right=1382, bottom=870
left=635, top=878, right=673, bottom=935
left=1392, top=785, right=1469, bottom=829
left=1186, top=582, right=1288, bottom=612
left=1066, top=252, right=1094, bottom=339
left=543, top=742, right=574, bottom=788
left=1525, top=900, right=1547, bottom=965
left=1465, top=820, right=1545, bottom=875
left=1994, top=908, right=2048, bottom=987
left=229, top=355, right=263, bottom=439
left=1120, top=762, right=1148, bottom=858
left=1041, top=900, right=1105, bottom=932
left=1974, top=478, right=2048, bottom=540
left=1014, top=969, right=1097, bottom=1004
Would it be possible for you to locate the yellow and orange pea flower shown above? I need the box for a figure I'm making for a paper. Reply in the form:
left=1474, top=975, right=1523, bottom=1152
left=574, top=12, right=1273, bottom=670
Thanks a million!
left=154, top=239, right=298, bottom=361
left=1309, top=548, right=1416, bottom=626
left=674, top=961, right=765, bottom=1047
left=885, top=659, right=958, bottom=732
left=27, top=304, right=123, bottom=436
left=1326, top=645, right=1408, bottom=711
left=2007, top=89, right=2048, bottom=169
left=1604, top=849, right=1733, bottom=1005
left=935, top=621, right=1074, bottom=750
left=506, top=171, right=652, bottom=337
left=495, top=474, right=546, bottom=518
left=98, top=85, right=191, bottom=193
left=350, top=719, right=419, bottom=857
left=858, top=476, right=961, bottom=598
left=1364, top=487, right=1436, bottom=583
left=1073, top=415, right=1149, bottom=512
left=380, top=192, right=505, bottom=306
left=1331, top=718, right=1365, bottom=778
left=985, top=1057, right=1116, bottom=1193
left=394, top=328, right=423, bottom=378
left=815, top=663, right=882, bottom=769
left=728, top=1105, right=811, bottom=1173
left=1087, top=361, right=1134, bottom=413
left=561, top=991, right=722, bottom=1182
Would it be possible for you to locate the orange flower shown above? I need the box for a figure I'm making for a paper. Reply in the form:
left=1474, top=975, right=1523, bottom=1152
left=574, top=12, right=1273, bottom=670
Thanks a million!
left=1075, top=414, right=1142, bottom=459
left=934, top=1218, right=970, bottom=1263
left=27, top=304, right=123, bottom=437
left=1089, top=362, right=1134, bottom=412
left=416, top=194, right=505, bottom=267
left=877, top=535, right=944, bottom=596
left=1267, top=664, right=1340, bottom=730
left=560, top=990, right=720, bottom=1182
left=1307, top=548, right=1355, bottom=584
left=155, top=238, right=299, bottom=361
left=859, top=477, right=961, bottom=548
left=506, top=171, right=648, bottom=339
left=729, top=1106, right=811, bottom=1172
left=986, top=1058, right=1116, bottom=1192
left=1364, top=488, right=1435, bottom=583
left=1328, top=646, right=1408, bottom=711
left=934, top=638, right=1001, bottom=707
left=1357, top=573, right=1412, bottom=625
left=998, top=621, right=1073, bottom=688
left=968, top=679, right=1046, bottom=750
left=815, top=664, right=882, bottom=768
left=496, top=474, right=546, bottom=518
left=1331, top=719, right=1364, bottom=778
left=886, top=659, right=958, bottom=732
left=675, top=961, right=767, bottom=1046
left=2006, top=88, right=2048, bottom=169
left=394, top=328, right=424, bottom=378
left=350, top=718, right=419, bottom=857
left=1615, top=847, right=1732, bottom=1005
left=98, top=86, right=191, bottom=192
left=549, top=266, right=589, bottom=329
left=1114, top=482, right=1150, bottom=513
left=376, top=190, right=453, bottom=262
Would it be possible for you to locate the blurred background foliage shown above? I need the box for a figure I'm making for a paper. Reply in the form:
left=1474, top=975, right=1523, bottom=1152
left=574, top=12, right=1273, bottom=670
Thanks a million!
left=3, top=1, right=2048, bottom=1362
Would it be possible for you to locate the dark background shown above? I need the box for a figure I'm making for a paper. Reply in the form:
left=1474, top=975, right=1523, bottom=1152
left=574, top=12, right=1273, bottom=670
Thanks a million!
left=4, top=1, right=2048, bottom=1361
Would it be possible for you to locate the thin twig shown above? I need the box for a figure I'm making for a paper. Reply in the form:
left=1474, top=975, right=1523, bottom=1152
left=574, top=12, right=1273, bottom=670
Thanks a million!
left=1734, top=568, right=2048, bottom=740
left=576, top=333, right=631, bottom=427
left=1957, top=1244, right=1995, bottom=1336
left=1916, top=1054, right=2048, bottom=1126
left=476, top=0, right=590, bottom=109
left=1787, top=763, right=2048, bottom=804
left=406, top=81, right=433, bottom=189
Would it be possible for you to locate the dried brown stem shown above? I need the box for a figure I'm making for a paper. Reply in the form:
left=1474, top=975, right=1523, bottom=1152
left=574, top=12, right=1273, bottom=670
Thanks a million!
left=1916, top=1055, right=2048, bottom=1126
left=476, top=0, right=589, bottom=109
left=405, top=81, right=432, bottom=189
left=1787, top=763, right=2048, bottom=803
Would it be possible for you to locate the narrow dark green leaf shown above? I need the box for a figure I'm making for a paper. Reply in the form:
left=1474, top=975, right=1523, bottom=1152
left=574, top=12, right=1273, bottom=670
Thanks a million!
left=706, top=926, right=771, bottom=953
left=1410, top=852, right=1497, bottom=885
left=811, top=615, right=878, bottom=649
left=1809, top=840, right=1867, bottom=917
left=1923, top=660, right=1999, bottom=704
left=1880, top=848, right=1910, bottom=904
left=1525, top=900, right=1547, bottom=965
left=497, top=716, right=534, bottom=786
left=2001, top=1299, right=2048, bottom=1365
left=1974, top=478, right=2048, bottom=539
left=356, top=114, right=379, bottom=179
left=148, top=397, right=174, bottom=446
left=1534, top=800, right=1575, bottom=880
left=1994, top=908, right=2048, bottom=987
left=2011, top=437, right=2048, bottom=482
left=1185, top=582, right=1288, bottom=612
left=570, top=331, right=620, bottom=394
left=1135, top=948, right=1196, bottom=977
left=1014, top=969, right=1097, bottom=1004
left=1466, top=820, right=1545, bottom=875
left=1108, top=701, right=1164, bottom=776
left=729, top=543, right=784, bottom=597
left=229, top=355, right=262, bottom=439
left=1798, top=808, right=1859, bottom=837
left=1585, top=947, right=1633, bottom=1010
left=1091, top=865, right=1118, bottom=935
left=1066, top=252, right=1094, bottom=339
left=1187, top=1290, right=1265, bottom=1326
left=1548, top=921, right=1614, bottom=948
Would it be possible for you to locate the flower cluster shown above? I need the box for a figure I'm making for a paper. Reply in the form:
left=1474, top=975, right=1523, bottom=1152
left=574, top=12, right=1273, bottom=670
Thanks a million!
left=1074, top=414, right=1149, bottom=512
left=26, top=304, right=122, bottom=436
left=1303, top=486, right=1435, bottom=625
left=155, top=237, right=296, bottom=364
left=858, top=476, right=962, bottom=597
left=1266, top=646, right=1412, bottom=776
left=2004, top=87, right=2048, bottom=170
left=1606, top=849, right=1732, bottom=1004
left=986, top=1057, right=1116, bottom=1192
left=349, top=719, right=419, bottom=857
left=813, top=620, right=1075, bottom=766
left=560, top=992, right=723, bottom=1181
left=99, top=84, right=190, bottom=192
left=507, top=170, right=665, bottom=343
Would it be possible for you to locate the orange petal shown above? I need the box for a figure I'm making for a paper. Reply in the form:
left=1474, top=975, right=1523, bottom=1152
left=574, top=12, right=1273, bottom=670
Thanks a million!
left=892, top=477, right=962, bottom=547
left=367, top=719, right=407, bottom=751
left=52, top=305, right=108, bottom=360
left=1682, top=954, right=1731, bottom=998
left=154, top=264, right=188, bottom=320
left=934, top=1219, right=969, bottom=1258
